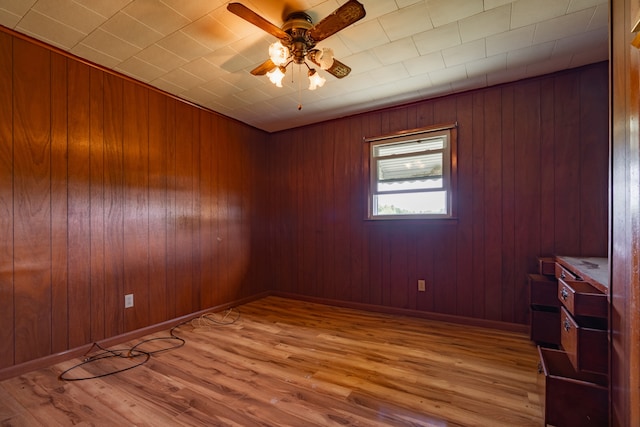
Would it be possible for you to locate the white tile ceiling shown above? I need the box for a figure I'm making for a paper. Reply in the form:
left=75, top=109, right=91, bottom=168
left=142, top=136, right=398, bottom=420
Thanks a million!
left=0, top=0, right=608, bottom=132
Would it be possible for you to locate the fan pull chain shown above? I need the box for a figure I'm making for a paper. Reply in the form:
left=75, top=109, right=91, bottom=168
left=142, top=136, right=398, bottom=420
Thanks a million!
left=297, top=64, right=302, bottom=110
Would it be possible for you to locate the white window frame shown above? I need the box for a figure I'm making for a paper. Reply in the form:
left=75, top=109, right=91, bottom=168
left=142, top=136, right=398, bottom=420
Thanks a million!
left=365, top=123, right=457, bottom=220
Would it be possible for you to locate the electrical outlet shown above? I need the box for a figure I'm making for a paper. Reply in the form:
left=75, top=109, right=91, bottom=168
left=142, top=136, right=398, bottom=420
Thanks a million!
left=418, top=279, right=426, bottom=292
left=125, top=293, right=134, bottom=308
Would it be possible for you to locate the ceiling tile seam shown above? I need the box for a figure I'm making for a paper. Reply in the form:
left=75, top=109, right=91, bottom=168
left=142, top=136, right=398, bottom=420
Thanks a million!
left=108, top=12, right=164, bottom=48
left=17, top=8, right=88, bottom=45
left=70, top=0, right=112, bottom=20
left=1, top=6, right=28, bottom=30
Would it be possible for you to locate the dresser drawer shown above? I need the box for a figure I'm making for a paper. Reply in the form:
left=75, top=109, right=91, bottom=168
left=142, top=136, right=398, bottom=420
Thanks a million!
left=531, top=308, right=560, bottom=346
left=560, top=307, right=608, bottom=374
left=538, top=347, right=608, bottom=427
left=555, top=263, right=578, bottom=281
left=529, top=274, right=559, bottom=307
left=557, top=277, right=607, bottom=319
left=537, top=256, right=556, bottom=276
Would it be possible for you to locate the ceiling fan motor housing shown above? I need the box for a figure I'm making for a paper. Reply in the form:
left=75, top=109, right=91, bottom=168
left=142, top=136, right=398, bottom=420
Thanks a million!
left=282, top=12, right=315, bottom=64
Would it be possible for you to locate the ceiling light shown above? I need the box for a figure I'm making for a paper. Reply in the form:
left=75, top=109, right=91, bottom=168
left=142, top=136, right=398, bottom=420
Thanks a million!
left=315, top=48, right=334, bottom=70
left=266, top=66, right=286, bottom=87
left=268, top=41, right=289, bottom=66
left=308, top=69, right=326, bottom=90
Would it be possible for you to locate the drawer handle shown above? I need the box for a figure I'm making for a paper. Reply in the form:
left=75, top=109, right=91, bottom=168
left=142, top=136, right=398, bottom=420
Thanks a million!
left=537, top=362, right=543, bottom=374
left=560, top=287, right=569, bottom=301
left=560, top=271, right=566, bottom=279
left=563, top=318, right=571, bottom=332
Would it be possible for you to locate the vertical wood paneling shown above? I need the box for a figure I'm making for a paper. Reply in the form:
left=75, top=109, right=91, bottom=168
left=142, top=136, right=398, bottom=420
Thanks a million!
left=500, top=87, right=516, bottom=323
left=148, top=90, right=169, bottom=322
left=164, top=98, right=177, bottom=320
left=578, top=65, right=608, bottom=255
left=269, top=63, right=608, bottom=327
left=67, top=60, right=91, bottom=348
left=12, top=39, right=52, bottom=363
left=389, top=224, right=409, bottom=308
left=226, top=122, right=242, bottom=299
left=513, top=81, right=542, bottom=325
left=334, top=121, right=351, bottom=301
left=215, top=116, right=229, bottom=305
left=0, top=32, right=14, bottom=367
left=539, top=79, right=555, bottom=256
left=103, top=73, right=124, bottom=338
left=294, top=128, right=307, bottom=296
left=321, top=125, right=335, bottom=299
left=198, top=110, right=214, bottom=309
left=50, top=52, right=68, bottom=353
left=190, top=112, right=201, bottom=309
left=301, top=130, right=321, bottom=297
left=348, top=116, right=365, bottom=302
left=455, top=94, right=474, bottom=318
left=278, top=130, right=291, bottom=294
left=610, top=1, right=639, bottom=423
left=208, top=115, right=221, bottom=304
left=415, top=227, right=435, bottom=312
left=0, top=29, right=268, bottom=373
left=554, top=74, right=582, bottom=254
left=364, top=113, right=383, bottom=305
left=471, top=92, right=486, bottom=319
left=123, top=82, right=150, bottom=332
left=173, top=102, right=194, bottom=316
left=483, top=88, right=503, bottom=321
left=90, top=68, right=105, bottom=341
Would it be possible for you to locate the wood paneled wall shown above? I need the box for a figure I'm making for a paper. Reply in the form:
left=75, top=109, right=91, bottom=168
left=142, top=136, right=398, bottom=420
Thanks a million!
left=0, top=31, right=269, bottom=371
left=267, top=62, right=609, bottom=326
left=611, top=0, right=640, bottom=424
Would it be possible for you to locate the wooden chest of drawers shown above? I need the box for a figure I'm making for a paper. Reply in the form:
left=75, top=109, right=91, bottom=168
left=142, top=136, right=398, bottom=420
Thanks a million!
left=538, top=347, right=608, bottom=427
left=531, top=256, right=609, bottom=426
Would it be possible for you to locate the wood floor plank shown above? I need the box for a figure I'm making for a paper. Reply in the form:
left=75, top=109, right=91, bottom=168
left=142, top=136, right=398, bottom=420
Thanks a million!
left=0, top=296, right=543, bottom=426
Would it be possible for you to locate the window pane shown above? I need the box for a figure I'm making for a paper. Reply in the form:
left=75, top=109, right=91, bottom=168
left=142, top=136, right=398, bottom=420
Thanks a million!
left=374, top=191, right=447, bottom=215
left=374, top=138, right=444, bottom=157
left=377, top=152, right=443, bottom=181
left=378, top=178, right=442, bottom=192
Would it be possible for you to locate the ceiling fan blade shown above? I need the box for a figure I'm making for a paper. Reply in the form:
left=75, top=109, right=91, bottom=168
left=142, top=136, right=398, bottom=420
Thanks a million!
left=251, top=59, right=277, bottom=76
left=324, top=59, right=351, bottom=79
left=308, top=0, right=366, bottom=42
left=227, top=3, right=289, bottom=40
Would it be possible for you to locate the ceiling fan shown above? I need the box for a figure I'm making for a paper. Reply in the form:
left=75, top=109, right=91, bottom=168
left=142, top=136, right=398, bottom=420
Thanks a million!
left=227, top=1, right=366, bottom=90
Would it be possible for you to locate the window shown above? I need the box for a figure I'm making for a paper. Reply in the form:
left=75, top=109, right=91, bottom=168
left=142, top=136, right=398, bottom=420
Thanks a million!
left=366, top=124, right=457, bottom=219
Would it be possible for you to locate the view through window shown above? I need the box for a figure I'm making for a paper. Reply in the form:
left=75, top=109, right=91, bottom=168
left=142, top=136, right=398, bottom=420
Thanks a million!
left=367, top=124, right=456, bottom=219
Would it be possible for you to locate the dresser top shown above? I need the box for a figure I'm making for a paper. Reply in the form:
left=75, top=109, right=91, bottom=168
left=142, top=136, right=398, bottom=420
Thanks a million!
left=556, top=256, right=609, bottom=292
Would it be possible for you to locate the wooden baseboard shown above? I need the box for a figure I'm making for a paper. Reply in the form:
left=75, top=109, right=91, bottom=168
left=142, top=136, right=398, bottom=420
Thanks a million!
left=0, top=291, right=270, bottom=382
left=271, top=291, right=530, bottom=334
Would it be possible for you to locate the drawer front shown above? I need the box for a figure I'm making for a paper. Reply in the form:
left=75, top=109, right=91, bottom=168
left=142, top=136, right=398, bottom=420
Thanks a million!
left=537, top=257, right=556, bottom=276
left=555, top=263, right=578, bottom=281
left=529, top=274, right=559, bottom=307
left=558, top=278, right=608, bottom=319
left=560, top=307, right=608, bottom=374
left=560, top=308, right=578, bottom=367
left=538, top=347, right=609, bottom=427
left=531, top=309, right=560, bottom=345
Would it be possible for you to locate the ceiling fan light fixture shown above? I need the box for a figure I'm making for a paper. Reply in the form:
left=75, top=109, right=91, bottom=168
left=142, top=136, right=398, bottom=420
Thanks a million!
left=269, top=41, right=289, bottom=66
left=308, top=69, right=326, bottom=90
left=267, top=66, right=286, bottom=87
left=316, top=48, right=335, bottom=70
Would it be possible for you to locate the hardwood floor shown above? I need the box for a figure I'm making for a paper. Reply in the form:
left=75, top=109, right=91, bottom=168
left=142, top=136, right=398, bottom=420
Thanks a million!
left=0, top=296, right=543, bottom=426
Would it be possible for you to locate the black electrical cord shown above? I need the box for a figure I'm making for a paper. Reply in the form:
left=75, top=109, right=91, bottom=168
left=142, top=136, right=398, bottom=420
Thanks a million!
left=58, top=307, right=240, bottom=382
